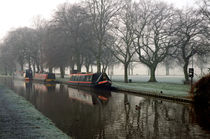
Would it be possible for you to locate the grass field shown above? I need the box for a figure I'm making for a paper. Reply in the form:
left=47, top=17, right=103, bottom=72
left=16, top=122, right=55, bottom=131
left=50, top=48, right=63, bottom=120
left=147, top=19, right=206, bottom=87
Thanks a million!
left=113, top=82, right=191, bottom=97
left=110, top=75, right=193, bottom=98
left=110, top=75, right=198, bottom=84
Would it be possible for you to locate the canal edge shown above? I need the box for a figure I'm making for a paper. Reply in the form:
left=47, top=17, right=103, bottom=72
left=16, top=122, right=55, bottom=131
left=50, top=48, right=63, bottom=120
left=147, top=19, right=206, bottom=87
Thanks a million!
left=0, top=85, right=71, bottom=139
left=113, top=87, right=193, bottom=103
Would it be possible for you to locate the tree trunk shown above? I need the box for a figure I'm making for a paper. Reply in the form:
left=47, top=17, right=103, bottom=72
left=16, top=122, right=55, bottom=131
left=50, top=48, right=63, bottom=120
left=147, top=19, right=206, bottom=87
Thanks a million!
left=77, top=64, right=81, bottom=72
left=49, top=67, right=53, bottom=73
left=60, top=66, right=65, bottom=78
left=183, top=62, right=189, bottom=82
left=97, top=41, right=102, bottom=73
left=76, top=55, right=81, bottom=72
left=28, top=57, right=31, bottom=70
left=85, top=65, right=89, bottom=73
left=124, top=63, right=128, bottom=83
left=97, top=58, right=101, bottom=73
left=102, top=64, right=105, bottom=73
left=91, top=65, right=93, bottom=73
left=32, top=64, right=36, bottom=74
left=149, top=65, right=157, bottom=82
left=165, top=64, right=169, bottom=76
left=40, top=66, right=44, bottom=73
left=36, top=64, right=40, bottom=73
left=69, top=64, right=75, bottom=74
left=104, top=65, right=108, bottom=73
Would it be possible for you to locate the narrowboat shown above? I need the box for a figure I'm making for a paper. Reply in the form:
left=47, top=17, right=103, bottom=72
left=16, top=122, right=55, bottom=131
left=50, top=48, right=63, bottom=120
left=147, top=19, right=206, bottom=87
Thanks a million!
left=34, top=73, right=56, bottom=82
left=68, top=72, right=112, bottom=89
left=24, top=69, right=33, bottom=81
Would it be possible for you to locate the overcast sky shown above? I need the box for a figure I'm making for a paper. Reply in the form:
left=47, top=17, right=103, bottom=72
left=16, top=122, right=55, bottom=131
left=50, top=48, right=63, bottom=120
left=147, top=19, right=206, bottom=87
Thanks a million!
left=0, top=0, right=195, bottom=41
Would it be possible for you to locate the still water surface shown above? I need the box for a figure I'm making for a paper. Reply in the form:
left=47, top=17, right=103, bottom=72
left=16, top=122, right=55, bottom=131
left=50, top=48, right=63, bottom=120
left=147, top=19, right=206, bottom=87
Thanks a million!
left=0, top=78, right=210, bottom=139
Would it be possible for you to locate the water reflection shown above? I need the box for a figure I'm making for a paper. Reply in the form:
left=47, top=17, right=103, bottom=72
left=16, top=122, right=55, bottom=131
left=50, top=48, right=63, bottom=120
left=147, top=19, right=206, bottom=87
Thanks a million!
left=0, top=78, right=210, bottom=139
left=68, top=88, right=110, bottom=106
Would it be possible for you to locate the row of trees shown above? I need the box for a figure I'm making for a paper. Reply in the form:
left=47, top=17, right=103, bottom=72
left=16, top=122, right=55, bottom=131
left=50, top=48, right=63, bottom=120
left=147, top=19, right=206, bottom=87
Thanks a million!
left=0, top=0, right=210, bottom=82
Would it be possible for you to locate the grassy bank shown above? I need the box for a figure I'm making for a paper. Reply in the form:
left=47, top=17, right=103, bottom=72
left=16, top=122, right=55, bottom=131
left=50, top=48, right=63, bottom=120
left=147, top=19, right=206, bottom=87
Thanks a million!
left=0, top=85, right=70, bottom=138
left=112, top=82, right=191, bottom=98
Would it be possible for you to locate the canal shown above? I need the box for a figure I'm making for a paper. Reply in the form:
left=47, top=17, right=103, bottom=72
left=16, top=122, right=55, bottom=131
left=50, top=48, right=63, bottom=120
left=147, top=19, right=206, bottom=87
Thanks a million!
left=0, top=77, right=210, bottom=139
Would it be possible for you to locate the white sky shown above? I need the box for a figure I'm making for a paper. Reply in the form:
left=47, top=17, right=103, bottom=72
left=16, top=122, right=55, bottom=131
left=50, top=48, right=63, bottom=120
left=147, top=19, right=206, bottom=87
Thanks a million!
left=0, top=0, right=195, bottom=41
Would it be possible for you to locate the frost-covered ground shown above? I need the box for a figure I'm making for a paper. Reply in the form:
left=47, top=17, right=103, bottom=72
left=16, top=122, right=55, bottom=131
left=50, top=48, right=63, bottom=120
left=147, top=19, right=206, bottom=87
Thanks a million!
left=109, top=75, right=193, bottom=98
left=0, top=85, right=70, bottom=139
left=110, top=75, right=198, bottom=84
left=113, top=82, right=190, bottom=97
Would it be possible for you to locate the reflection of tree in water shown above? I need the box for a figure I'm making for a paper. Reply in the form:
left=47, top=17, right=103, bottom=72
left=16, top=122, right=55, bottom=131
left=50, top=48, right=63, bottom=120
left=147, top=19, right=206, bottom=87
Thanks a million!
left=152, top=101, right=193, bottom=138
left=123, top=94, right=151, bottom=138
left=120, top=96, right=208, bottom=139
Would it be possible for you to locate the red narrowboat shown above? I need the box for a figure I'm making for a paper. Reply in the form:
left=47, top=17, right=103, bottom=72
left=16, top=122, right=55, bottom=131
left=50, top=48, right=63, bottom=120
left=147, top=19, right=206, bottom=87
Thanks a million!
left=68, top=73, right=111, bottom=89
left=34, top=73, right=56, bottom=82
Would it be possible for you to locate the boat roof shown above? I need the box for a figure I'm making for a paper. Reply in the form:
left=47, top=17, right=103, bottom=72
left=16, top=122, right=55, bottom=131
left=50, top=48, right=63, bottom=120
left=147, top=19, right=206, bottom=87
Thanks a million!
left=70, top=73, right=94, bottom=76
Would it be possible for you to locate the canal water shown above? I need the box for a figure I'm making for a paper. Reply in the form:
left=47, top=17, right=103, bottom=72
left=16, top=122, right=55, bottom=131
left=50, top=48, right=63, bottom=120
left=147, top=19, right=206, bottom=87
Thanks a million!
left=0, top=77, right=210, bottom=139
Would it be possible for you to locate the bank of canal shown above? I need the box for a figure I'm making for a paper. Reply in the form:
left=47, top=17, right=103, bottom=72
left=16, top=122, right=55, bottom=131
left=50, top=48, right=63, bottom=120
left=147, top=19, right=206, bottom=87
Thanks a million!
left=0, top=77, right=210, bottom=138
left=0, top=84, right=69, bottom=138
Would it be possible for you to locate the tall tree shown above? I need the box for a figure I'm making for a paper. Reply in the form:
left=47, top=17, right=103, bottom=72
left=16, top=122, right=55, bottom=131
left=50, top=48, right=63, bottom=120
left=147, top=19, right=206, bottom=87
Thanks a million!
left=112, top=0, right=136, bottom=83
left=87, top=0, right=122, bottom=72
left=134, top=0, right=177, bottom=82
left=32, top=16, right=48, bottom=73
left=2, top=27, right=38, bottom=71
left=174, top=9, right=208, bottom=82
left=53, top=3, right=96, bottom=72
left=0, top=43, right=16, bottom=75
left=43, top=25, right=69, bottom=78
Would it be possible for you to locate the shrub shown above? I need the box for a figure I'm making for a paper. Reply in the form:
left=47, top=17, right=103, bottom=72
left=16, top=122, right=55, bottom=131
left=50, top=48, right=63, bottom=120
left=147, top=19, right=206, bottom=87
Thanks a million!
left=190, top=74, right=210, bottom=104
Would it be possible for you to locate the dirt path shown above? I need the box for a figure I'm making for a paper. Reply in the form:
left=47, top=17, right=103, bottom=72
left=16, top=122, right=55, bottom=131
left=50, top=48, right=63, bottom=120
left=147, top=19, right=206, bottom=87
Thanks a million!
left=0, top=85, right=70, bottom=139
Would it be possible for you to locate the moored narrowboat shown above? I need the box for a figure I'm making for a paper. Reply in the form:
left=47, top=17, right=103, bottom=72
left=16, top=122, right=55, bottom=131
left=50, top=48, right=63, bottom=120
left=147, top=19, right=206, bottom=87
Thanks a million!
left=34, top=73, right=56, bottom=82
left=68, top=72, right=112, bottom=89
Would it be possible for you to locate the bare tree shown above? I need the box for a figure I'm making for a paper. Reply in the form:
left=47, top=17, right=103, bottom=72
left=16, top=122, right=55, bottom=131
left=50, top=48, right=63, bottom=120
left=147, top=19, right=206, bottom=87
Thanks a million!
left=86, top=0, right=122, bottom=72
left=53, top=3, right=97, bottom=73
left=111, top=0, right=136, bottom=83
left=174, top=9, right=208, bottom=82
left=32, top=16, right=49, bottom=73
left=200, top=0, right=210, bottom=22
left=0, top=43, right=16, bottom=75
left=2, top=27, right=39, bottom=71
left=43, top=25, right=69, bottom=77
left=134, top=0, right=177, bottom=82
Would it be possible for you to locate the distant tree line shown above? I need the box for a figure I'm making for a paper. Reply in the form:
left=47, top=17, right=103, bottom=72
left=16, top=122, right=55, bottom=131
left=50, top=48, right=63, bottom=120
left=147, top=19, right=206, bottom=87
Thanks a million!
left=0, top=0, right=210, bottom=83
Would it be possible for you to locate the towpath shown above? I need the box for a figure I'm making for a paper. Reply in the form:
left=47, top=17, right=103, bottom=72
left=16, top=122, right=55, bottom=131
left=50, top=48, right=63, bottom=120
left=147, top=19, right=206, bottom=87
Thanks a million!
left=0, top=85, right=70, bottom=139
